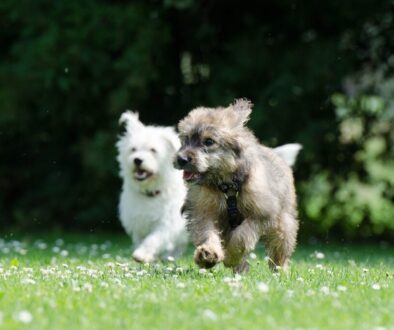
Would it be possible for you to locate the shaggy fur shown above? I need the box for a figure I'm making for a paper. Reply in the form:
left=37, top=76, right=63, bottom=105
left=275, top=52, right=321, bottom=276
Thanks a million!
left=117, top=111, right=188, bottom=263
left=174, top=99, right=299, bottom=273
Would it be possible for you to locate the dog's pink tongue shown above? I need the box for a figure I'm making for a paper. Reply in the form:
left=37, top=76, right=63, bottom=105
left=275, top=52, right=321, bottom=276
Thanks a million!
left=183, top=171, right=195, bottom=181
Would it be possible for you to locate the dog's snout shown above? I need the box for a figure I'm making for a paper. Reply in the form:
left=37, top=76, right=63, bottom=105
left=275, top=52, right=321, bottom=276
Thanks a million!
left=134, top=158, right=143, bottom=166
left=177, top=155, right=190, bottom=167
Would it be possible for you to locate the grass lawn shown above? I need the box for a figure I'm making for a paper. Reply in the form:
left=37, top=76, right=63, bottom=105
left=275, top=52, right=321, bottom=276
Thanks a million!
left=0, top=232, right=393, bottom=330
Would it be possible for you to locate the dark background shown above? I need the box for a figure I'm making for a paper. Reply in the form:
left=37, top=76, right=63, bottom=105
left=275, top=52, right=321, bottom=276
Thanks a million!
left=1, top=0, right=393, bottom=239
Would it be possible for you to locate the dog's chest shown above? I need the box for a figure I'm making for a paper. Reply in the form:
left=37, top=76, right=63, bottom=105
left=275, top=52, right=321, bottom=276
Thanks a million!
left=191, top=185, right=261, bottom=224
left=131, top=196, right=165, bottom=219
left=206, top=192, right=260, bottom=228
left=121, top=190, right=171, bottom=229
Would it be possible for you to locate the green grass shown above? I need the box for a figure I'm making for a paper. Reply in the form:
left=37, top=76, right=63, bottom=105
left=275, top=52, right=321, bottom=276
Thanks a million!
left=0, top=233, right=393, bottom=330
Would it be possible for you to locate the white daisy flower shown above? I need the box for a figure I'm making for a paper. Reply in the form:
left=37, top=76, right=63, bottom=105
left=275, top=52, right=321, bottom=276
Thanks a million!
left=60, top=250, right=69, bottom=257
left=223, top=277, right=232, bottom=283
left=83, top=283, right=93, bottom=293
left=202, top=309, right=217, bottom=321
left=306, top=289, right=315, bottom=296
left=136, top=270, right=147, bottom=276
left=55, top=239, right=64, bottom=246
left=37, top=242, right=48, bottom=250
left=257, top=282, right=269, bottom=293
left=176, top=282, right=186, bottom=288
left=21, top=278, right=36, bottom=285
left=15, top=310, right=33, bottom=324
left=320, top=286, right=330, bottom=295
left=314, top=251, right=325, bottom=259
left=372, top=283, right=381, bottom=290
left=18, top=249, right=27, bottom=255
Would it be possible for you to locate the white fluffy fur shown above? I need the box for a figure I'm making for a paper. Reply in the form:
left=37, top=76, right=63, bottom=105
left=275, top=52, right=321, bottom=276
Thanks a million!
left=116, top=111, right=188, bottom=263
left=273, top=143, right=302, bottom=167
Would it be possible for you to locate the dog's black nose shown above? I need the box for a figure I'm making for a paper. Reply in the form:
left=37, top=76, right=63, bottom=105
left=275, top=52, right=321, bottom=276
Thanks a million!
left=177, top=155, right=190, bottom=167
left=134, top=158, right=143, bottom=166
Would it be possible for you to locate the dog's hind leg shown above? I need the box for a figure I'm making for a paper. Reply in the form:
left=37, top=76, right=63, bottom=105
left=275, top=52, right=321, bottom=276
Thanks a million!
left=232, top=257, right=250, bottom=274
left=223, top=220, right=261, bottom=273
left=262, top=213, right=298, bottom=272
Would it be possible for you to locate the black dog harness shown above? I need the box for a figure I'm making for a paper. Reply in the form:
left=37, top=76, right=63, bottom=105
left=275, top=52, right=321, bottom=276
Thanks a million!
left=218, top=179, right=244, bottom=229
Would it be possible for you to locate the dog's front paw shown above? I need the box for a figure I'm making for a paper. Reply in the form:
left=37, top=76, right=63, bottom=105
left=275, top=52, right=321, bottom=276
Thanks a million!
left=194, top=244, right=223, bottom=269
left=132, top=249, right=155, bottom=263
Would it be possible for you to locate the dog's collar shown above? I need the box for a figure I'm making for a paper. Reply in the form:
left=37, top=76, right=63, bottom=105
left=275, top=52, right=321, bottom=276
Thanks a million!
left=143, top=190, right=161, bottom=197
left=218, top=178, right=244, bottom=230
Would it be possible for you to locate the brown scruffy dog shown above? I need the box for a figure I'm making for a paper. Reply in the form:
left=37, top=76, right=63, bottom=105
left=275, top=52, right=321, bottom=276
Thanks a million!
left=174, top=99, right=299, bottom=273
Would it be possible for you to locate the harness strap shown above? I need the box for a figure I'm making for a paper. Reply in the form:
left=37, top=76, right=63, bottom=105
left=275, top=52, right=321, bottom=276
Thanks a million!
left=218, top=178, right=244, bottom=229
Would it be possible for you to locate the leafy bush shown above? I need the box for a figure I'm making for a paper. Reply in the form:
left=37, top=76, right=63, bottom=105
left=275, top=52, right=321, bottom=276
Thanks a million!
left=301, top=11, right=394, bottom=238
left=0, top=0, right=393, bottom=238
left=302, top=92, right=394, bottom=237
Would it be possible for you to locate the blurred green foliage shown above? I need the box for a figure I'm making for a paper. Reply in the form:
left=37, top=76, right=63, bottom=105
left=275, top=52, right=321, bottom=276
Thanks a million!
left=301, top=10, right=394, bottom=238
left=0, top=0, right=393, bottom=238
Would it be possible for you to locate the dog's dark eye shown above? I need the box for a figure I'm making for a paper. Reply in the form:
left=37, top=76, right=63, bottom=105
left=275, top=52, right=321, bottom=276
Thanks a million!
left=150, top=148, right=157, bottom=153
left=203, top=138, right=215, bottom=147
left=131, top=147, right=136, bottom=153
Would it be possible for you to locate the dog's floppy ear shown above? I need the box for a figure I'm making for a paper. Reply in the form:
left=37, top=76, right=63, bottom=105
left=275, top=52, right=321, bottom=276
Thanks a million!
left=230, top=98, right=253, bottom=126
left=119, top=111, right=144, bottom=133
left=162, top=127, right=181, bottom=151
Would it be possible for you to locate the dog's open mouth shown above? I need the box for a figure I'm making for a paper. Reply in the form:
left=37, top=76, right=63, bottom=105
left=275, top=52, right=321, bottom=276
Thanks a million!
left=134, top=169, right=153, bottom=181
left=183, top=171, right=202, bottom=183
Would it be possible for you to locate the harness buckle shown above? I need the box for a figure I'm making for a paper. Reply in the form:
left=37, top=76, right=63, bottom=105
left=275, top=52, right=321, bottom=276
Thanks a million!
left=223, top=190, right=239, bottom=200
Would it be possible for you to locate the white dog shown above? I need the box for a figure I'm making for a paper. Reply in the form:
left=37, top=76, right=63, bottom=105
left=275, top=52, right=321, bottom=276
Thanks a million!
left=116, top=111, right=188, bottom=263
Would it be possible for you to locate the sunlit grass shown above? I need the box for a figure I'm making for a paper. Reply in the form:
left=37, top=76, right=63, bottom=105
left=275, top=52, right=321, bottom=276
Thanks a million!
left=0, top=233, right=393, bottom=330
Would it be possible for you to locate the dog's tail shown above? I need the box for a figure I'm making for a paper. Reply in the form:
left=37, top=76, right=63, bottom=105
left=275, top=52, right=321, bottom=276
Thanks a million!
left=273, top=143, right=302, bottom=167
